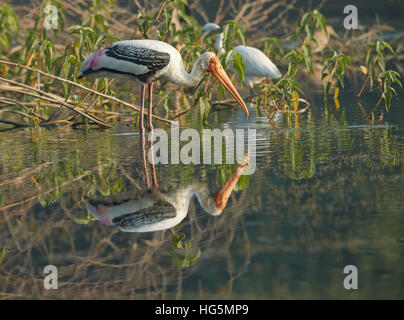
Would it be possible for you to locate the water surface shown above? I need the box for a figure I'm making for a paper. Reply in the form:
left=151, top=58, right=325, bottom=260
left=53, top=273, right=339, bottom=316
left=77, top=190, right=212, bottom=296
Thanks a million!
left=0, top=86, right=403, bottom=299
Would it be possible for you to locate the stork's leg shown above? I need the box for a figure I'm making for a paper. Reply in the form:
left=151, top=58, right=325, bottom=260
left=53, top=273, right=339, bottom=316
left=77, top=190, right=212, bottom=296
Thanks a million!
left=140, top=132, right=150, bottom=189
left=149, top=144, right=159, bottom=188
left=139, top=84, right=146, bottom=135
left=147, top=129, right=159, bottom=188
left=151, top=166, right=158, bottom=187
left=139, top=85, right=150, bottom=187
left=147, top=82, right=154, bottom=131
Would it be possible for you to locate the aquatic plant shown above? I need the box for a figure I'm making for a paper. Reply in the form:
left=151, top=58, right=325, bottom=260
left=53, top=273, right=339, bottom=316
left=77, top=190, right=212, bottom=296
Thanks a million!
left=0, top=1, right=402, bottom=129
left=0, top=3, right=19, bottom=54
left=356, top=41, right=402, bottom=116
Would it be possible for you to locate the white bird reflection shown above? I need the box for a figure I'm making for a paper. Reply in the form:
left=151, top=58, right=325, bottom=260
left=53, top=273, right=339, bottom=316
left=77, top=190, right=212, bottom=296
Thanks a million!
left=86, top=133, right=248, bottom=232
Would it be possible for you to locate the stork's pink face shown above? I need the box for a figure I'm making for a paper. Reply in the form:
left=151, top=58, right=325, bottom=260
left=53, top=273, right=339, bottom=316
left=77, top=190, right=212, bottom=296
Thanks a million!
left=86, top=201, right=113, bottom=226
left=79, top=49, right=106, bottom=79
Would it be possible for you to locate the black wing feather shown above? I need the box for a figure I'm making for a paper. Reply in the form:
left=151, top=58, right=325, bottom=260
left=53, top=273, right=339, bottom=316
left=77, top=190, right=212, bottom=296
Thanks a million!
left=112, top=199, right=176, bottom=229
left=104, top=45, right=170, bottom=82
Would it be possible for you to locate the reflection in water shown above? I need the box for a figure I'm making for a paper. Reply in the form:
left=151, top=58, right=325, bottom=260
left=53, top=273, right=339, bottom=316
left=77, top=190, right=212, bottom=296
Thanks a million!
left=86, top=135, right=248, bottom=232
left=0, top=88, right=404, bottom=299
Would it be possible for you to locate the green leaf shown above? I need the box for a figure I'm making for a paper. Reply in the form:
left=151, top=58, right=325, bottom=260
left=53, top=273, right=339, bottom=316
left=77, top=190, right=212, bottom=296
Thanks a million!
left=224, top=49, right=234, bottom=68
left=340, top=53, right=352, bottom=65
left=324, top=81, right=331, bottom=97
left=376, top=41, right=382, bottom=54
left=190, top=249, right=201, bottom=264
left=303, top=46, right=314, bottom=75
left=337, top=72, right=345, bottom=88
left=69, top=54, right=77, bottom=64
left=199, top=95, right=212, bottom=122
left=217, top=83, right=224, bottom=102
left=383, top=88, right=392, bottom=112
left=382, top=41, right=395, bottom=54
left=222, top=24, right=231, bottom=50
left=365, top=49, right=372, bottom=66
left=299, top=12, right=311, bottom=29
left=236, top=27, right=246, bottom=46
left=0, top=247, right=5, bottom=265
left=370, top=67, right=376, bottom=90
left=0, top=36, right=9, bottom=51
left=393, top=77, right=402, bottom=88
left=232, top=51, right=245, bottom=84
left=281, top=51, right=296, bottom=63
left=377, top=58, right=386, bottom=72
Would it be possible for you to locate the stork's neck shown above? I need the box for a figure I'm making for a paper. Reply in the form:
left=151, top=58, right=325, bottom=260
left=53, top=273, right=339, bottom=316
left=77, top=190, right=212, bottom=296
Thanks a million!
left=173, top=164, right=244, bottom=215
left=170, top=55, right=207, bottom=87
left=216, top=33, right=225, bottom=55
left=171, top=183, right=221, bottom=216
left=193, top=184, right=222, bottom=215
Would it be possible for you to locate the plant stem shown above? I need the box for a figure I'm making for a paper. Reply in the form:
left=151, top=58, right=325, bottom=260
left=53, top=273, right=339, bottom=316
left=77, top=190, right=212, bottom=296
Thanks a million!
left=366, top=94, right=383, bottom=119
left=356, top=72, right=370, bottom=100
left=0, top=59, right=174, bottom=124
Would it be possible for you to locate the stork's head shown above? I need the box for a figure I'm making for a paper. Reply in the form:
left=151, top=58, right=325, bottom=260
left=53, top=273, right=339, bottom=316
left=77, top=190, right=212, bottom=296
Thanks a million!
left=212, top=154, right=249, bottom=215
left=200, top=52, right=249, bottom=116
left=202, top=23, right=221, bottom=34
left=196, top=23, right=222, bottom=45
left=86, top=199, right=114, bottom=226
left=78, top=48, right=106, bottom=79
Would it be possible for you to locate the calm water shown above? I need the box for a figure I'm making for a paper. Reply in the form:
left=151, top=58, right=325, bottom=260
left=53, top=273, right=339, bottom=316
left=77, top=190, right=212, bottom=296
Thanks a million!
left=0, top=86, right=403, bottom=299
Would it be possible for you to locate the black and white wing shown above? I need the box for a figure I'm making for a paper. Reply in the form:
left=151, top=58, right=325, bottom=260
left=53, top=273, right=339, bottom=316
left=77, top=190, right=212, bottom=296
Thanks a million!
left=103, top=44, right=170, bottom=83
left=111, top=199, right=176, bottom=231
left=86, top=191, right=176, bottom=231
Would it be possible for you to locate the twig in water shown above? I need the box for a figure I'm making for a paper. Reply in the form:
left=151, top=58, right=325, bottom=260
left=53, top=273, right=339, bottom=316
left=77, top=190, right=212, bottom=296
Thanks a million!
left=0, top=78, right=112, bottom=128
left=356, top=72, right=370, bottom=100
left=0, top=59, right=173, bottom=125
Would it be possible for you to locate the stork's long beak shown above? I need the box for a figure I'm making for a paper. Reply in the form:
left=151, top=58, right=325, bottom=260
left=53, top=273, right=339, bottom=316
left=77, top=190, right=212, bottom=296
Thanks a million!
left=209, top=56, right=249, bottom=117
left=213, top=154, right=249, bottom=211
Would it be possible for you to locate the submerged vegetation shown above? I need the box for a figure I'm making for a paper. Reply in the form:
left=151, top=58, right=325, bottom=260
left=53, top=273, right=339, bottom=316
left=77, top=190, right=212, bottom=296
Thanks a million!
left=0, top=0, right=402, bottom=129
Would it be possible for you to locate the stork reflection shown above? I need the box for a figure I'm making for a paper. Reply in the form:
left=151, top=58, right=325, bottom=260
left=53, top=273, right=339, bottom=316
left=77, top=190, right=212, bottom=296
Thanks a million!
left=86, top=132, right=248, bottom=232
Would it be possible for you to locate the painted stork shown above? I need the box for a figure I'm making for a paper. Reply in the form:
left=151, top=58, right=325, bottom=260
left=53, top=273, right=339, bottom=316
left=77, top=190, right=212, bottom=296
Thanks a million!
left=201, top=23, right=282, bottom=88
left=86, top=181, right=227, bottom=232
left=79, top=40, right=249, bottom=134
left=85, top=155, right=247, bottom=233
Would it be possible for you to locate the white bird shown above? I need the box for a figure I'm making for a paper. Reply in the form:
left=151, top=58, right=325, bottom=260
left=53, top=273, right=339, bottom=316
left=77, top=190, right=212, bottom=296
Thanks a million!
left=85, top=164, right=245, bottom=232
left=79, top=39, right=249, bottom=134
left=201, top=23, right=282, bottom=88
left=85, top=128, right=249, bottom=233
